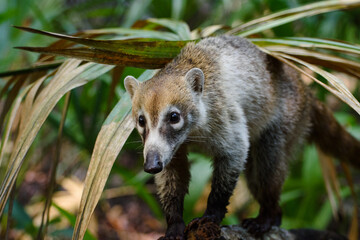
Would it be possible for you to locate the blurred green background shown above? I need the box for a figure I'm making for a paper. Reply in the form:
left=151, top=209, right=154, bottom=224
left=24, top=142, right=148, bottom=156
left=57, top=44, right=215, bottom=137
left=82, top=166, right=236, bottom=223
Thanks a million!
left=0, top=0, right=359, bottom=239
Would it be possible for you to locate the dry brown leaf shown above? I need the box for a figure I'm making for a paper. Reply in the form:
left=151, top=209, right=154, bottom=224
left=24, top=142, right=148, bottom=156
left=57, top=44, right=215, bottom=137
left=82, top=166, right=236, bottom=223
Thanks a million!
left=0, top=60, right=113, bottom=215
left=316, top=147, right=342, bottom=219
left=73, top=70, right=157, bottom=240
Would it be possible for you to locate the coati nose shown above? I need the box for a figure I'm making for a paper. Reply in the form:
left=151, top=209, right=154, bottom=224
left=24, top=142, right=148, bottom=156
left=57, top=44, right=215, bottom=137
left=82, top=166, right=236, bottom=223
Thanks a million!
left=144, top=151, right=163, bottom=174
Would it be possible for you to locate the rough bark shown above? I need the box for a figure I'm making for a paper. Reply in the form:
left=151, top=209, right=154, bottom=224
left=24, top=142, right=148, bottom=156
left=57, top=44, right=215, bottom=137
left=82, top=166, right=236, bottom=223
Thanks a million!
left=184, top=222, right=348, bottom=240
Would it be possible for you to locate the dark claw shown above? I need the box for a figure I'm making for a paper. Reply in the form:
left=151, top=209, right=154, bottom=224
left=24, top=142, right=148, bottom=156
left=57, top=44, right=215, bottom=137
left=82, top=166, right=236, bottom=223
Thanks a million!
left=159, top=221, right=185, bottom=240
left=242, top=209, right=282, bottom=237
left=185, top=215, right=218, bottom=233
left=242, top=217, right=273, bottom=238
left=184, top=215, right=223, bottom=239
left=157, top=236, right=184, bottom=240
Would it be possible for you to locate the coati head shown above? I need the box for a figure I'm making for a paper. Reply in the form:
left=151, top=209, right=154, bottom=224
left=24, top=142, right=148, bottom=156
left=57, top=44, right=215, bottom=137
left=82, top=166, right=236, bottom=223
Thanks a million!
left=124, top=68, right=206, bottom=174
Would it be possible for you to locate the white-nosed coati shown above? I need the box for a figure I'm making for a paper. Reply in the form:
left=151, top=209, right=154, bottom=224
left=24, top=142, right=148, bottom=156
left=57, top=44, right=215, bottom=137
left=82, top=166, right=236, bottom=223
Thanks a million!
left=124, top=35, right=360, bottom=239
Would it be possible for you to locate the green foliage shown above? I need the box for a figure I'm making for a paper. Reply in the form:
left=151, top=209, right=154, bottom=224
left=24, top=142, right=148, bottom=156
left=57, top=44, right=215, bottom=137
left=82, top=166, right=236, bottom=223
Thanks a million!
left=53, top=203, right=97, bottom=240
left=282, top=112, right=359, bottom=230
left=0, top=1, right=359, bottom=239
left=111, top=163, right=163, bottom=219
left=183, top=153, right=212, bottom=223
left=282, top=145, right=327, bottom=229
left=4, top=200, right=36, bottom=235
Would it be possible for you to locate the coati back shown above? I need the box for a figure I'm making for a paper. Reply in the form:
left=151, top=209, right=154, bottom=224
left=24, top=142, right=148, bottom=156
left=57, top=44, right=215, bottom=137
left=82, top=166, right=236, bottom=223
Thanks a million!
left=124, top=35, right=360, bottom=239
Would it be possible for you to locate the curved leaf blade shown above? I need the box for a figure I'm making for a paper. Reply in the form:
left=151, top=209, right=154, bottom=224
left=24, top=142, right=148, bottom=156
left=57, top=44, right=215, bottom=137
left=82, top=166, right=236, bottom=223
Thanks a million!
left=264, top=49, right=360, bottom=114
left=0, top=60, right=113, bottom=216
left=260, top=45, right=360, bottom=78
left=147, top=18, right=192, bottom=40
left=83, top=28, right=180, bottom=40
left=15, top=46, right=176, bottom=69
left=229, top=0, right=360, bottom=36
left=72, top=70, right=157, bottom=240
left=251, top=37, right=360, bottom=55
left=15, top=26, right=189, bottom=57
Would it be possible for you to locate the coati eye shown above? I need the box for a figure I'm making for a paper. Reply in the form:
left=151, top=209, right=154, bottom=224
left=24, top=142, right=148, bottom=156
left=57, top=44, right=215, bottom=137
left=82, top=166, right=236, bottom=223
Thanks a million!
left=169, top=112, right=180, bottom=124
left=138, top=115, right=146, bottom=127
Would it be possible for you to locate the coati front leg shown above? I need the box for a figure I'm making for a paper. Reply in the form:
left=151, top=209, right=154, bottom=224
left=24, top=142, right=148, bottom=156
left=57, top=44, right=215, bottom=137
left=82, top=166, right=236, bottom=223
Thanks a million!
left=242, top=123, right=289, bottom=236
left=155, top=145, right=190, bottom=240
left=188, top=151, right=246, bottom=228
left=187, top=118, right=250, bottom=229
left=204, top=154, right=244, bottom=222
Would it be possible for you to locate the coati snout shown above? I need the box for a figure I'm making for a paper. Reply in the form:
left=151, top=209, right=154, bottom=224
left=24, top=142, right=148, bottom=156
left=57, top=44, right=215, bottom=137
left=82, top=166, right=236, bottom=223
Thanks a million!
left=144, top=150, right=163, bottom=174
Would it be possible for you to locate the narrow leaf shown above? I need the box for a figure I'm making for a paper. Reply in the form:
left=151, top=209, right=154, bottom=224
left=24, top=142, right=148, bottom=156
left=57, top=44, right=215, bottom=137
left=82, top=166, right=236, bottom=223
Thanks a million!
left=261, top=45, right=360, bottom=78
left=0, top=62, right=62, bottom=78
left=37, top=92, right=71, bottom=240
left=72, top=70, right=157, bottom=240
left=147, top=18, right=192, bottom=40
left=251, top=37, right=360, bottom=55
left=316, top=147, right=342, bottom=219
left=15, top=26, right=189, bottom=56
left=122, top=0, right=152, bottom=28
left=265, top=50, right=360, bottom=114
left=0, top=60, right=114, bottom=216
left=228, top=0, right=360, bottom=36
left=15, top=46, right=176, bottom=69
left=53, top=203, right=97, bottom=240
left=191, top=25, right=230, bottom=39
left=340, top=162, right=359, bottom=240
left=107, top=66, right=124, bottom=114
left=0, top=76, right=47, bottom=171
left=261, top=48, right=360, bottom=114
left=83, top=28, right=179, bottom=40
left=0, top=77, right=26, bottom=134
left=171, top=0, right=186, bottom=20
left=111, top=165, right=162, bottom=218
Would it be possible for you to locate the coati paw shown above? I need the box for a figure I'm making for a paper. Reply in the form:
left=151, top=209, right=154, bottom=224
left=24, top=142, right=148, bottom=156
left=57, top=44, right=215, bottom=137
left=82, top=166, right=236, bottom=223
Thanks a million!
left=242, top=215, right=281, bottom=237
left=158, top=222, right=185, bottom=240
left=242, top=208, right=282, bottom=237
left=242, top=218, right=271, bottom=237
left=186, top=215, right=219, bottom=231
left=184, top=216, right=223, bottom=239
left=157, top=236, right=184, bottom=240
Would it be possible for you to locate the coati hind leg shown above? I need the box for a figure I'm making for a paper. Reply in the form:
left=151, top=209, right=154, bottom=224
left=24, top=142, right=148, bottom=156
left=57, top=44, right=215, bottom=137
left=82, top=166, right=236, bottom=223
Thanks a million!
left=242, top=122, right=290, bottom=236
left=156, top=145, right=190, bottom=240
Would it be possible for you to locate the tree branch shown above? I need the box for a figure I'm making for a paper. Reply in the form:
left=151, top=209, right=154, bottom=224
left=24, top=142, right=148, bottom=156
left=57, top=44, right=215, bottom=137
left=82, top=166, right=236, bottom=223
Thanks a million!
left=184, top=222, right=348, bottom=240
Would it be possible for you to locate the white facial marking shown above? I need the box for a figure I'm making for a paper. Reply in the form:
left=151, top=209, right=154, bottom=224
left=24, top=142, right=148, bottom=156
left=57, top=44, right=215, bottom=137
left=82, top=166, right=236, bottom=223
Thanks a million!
left=141, top=105, right=186, bottom=168
left=171, top=117, right=184, bottom=130
left=168, top=106, right=184, bottom=130
left=144, top=129, right=170, bottom=162
left=143, top=108, right=170, bottom=165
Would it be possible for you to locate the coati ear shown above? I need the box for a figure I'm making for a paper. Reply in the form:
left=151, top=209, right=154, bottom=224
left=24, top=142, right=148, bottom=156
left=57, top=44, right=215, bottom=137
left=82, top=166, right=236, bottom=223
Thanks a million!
left=124, top=76, right=140, bottom=99
left=185, top=68, right=204, bottom=95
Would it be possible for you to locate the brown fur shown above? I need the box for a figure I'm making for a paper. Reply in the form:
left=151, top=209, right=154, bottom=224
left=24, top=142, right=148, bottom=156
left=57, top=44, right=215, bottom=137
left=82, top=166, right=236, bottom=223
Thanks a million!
left=124, top=35, right=360, bottom=239
left=311, top=100, right=360, bottom=168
